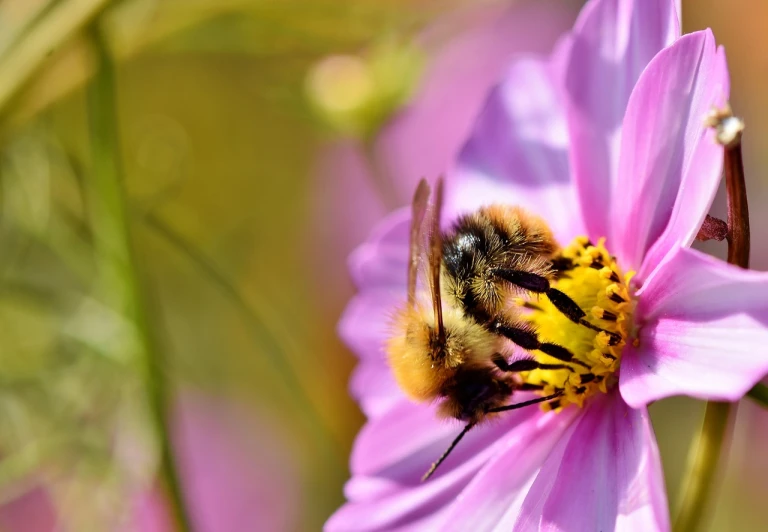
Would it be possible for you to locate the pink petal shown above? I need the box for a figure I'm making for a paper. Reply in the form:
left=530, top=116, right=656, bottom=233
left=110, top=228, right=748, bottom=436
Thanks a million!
left=448, top=57, right=583, bottom=245
left=634, top=44, right=729, bottom=283
left=340, top=209, right=409, bottom=359
left=338, top=289, right=401, bottom=361
left=613, top=30, right=729, bottom=274
left=339, top=210, right=412, bottom=412
left=621, top=247, right=768, bottom=407
left=556, top=0, right=679, bottom=241
left=349, top=359, right=401, bottom=417
left=377, top=0, right=579, bottom=202
left=330, top=400, right=549, bottom=531
left=516, top=394, right=669, bottom=531
left=350, top=400, right=457, bottom=480
left=347, top=208, right=410, bottom=290
left=436, top=408, right=579, bottom=531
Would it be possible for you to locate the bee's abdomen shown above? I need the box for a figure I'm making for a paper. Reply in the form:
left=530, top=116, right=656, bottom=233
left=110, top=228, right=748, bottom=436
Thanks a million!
left=438, top=368, right=514, bottom=422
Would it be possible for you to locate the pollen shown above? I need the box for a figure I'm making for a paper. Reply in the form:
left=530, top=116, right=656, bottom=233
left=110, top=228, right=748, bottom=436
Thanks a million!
left=517, top=237, right=635, bottom=410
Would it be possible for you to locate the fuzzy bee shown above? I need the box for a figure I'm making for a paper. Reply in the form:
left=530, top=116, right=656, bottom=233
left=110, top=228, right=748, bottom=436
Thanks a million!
left=387, top=178, right=596, bottom=480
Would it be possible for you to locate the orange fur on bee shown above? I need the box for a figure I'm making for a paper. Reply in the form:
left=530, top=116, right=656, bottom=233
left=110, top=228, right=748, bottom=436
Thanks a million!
left=387, top=302, right=504, bottom=404
left=481, top=205, right=558, bottom=257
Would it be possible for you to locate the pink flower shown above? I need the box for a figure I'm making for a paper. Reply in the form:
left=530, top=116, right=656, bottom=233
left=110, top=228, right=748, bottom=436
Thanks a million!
left=328, top=0, right=768, bottom=530
left=310, top=0, right=578, bottom=286
left=128, top=393, right=299, bottom=532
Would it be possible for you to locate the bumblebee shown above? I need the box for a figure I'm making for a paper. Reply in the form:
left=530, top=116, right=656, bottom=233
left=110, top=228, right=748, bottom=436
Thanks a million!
left=387, top=178, right=592, bottom=481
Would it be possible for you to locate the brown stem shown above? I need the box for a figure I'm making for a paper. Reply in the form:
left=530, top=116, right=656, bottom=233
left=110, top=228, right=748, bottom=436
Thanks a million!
left=674, top=106, right=748, bottom=532
left=724, top=132, right=750, bottom=267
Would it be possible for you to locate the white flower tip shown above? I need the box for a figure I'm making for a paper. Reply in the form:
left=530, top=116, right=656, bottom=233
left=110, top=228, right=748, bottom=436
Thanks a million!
left=705, top=103, right=744, bottom=148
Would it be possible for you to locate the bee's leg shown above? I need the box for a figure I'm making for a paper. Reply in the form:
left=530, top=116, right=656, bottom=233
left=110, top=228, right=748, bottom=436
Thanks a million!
left=492, top=268, right=622, bottom=344
left=490, top=320, right=590, bottom=370
left=517, top=382, right=548, bottom=391
left=492, top=268, right=584, bottom=320
left=491, top=268, right=550, bottom=293
left=492, top=355, right=571, bottom=373
left=577, top=373, right=597, bottom=384
left=485, top=390, right=563, bottom=413
left=550, top=256, right=575, bottom=277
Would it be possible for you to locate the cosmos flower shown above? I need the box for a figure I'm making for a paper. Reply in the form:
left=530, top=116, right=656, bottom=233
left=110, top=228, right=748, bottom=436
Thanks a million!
left=328, top=0, right=768, bottom=530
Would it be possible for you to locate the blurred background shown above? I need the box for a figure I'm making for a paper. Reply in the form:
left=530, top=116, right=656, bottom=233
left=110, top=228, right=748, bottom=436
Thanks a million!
left=0, top=0, right=765, bottom=530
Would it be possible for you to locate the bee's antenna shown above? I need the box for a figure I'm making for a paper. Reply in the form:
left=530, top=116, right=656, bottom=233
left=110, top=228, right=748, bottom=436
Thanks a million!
left=422, top=420, right=476, bottom=482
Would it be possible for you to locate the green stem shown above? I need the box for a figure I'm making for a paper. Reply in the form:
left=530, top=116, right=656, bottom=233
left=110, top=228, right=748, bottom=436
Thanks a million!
left=84, top=24, right=192, bottom=532
left=747, top=383, right=768, bottom=408
left=674, top=109, right=748, bottom=532
left=674, top=402, right=732, bottom=532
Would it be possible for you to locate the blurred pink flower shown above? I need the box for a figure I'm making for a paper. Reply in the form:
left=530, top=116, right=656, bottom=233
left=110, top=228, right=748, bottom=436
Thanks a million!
left=0, top=393, right=298, bottom=532
left=128, top=393, right=299, bottom=532
left=329, top=0, right=768, bottom=530
left=0, top=487, right=57, bottom=532
left=310, top=0, right=579, bottom=286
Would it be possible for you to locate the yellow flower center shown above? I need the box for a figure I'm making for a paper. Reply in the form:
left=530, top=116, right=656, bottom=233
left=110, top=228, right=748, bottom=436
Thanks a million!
left=518, top=236, right=635, bottom=410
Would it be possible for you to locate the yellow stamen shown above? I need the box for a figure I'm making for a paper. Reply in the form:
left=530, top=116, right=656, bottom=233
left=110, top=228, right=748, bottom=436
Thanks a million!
left=520, top=237, right=635, bottom=410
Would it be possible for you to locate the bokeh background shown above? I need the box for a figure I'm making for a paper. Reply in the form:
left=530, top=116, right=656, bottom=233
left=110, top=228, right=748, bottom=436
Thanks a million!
left=0, top=0, right=765, bottom=530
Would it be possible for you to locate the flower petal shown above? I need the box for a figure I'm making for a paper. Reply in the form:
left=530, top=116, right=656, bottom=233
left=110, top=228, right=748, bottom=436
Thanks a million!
left=621, top=247, right=768, bottom=407
left=556, top=0, right=679, bottom=240
left=350, top=400, right=458, bottom=478
left=634, top=45, right=729, bottom=283
left=377, top=0, right=579, bottom=202
left=349, top=358, right=401, bottom=418
left=448, top=57, right=583, bottom=245
left=330, top=400, right=551, bottom=531
left=436, top=408, right=579, bottom=531
left=516, top=394, right=669, bottom=531
left=341, top=210, right=409, bottom=359
left=339, top=289, right=400, bottom=361
left=613, top=30, right=729, bottom=274
left=338, top=209, right=414, bottom=415
left=347, top=208, right=410, bottom=290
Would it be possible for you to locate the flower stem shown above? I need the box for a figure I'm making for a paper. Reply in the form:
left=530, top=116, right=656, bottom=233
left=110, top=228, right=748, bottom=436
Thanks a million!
left=674, top=401, right=732, bottom=532
left=747, top=383, right=768, bottom=409
left=84, top=23, right=192, bottom=532
left=674, top=108, right=748, bottom=532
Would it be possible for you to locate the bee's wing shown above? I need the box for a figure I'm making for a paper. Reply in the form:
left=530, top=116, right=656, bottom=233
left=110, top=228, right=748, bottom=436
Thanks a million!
left=408, top=177, right=446, bottom=343
left=426, top=178, right=445, bottom=344
left=408, top=179, right=431, bottom=306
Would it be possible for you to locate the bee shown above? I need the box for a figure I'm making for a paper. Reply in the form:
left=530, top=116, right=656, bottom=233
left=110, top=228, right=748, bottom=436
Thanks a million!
left=387, top=178, right=592, bottom=481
